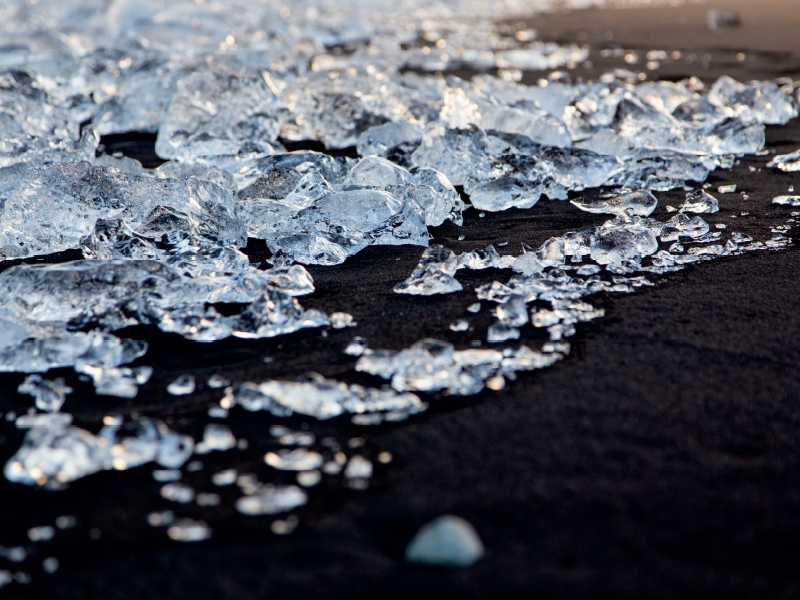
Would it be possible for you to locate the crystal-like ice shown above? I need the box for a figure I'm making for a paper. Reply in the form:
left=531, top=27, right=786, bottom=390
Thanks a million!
left=265, top=449, right=324, bottom=471
left=330, top=313, right=357, bottom=329
left=772, top=196, right=800, bottom=207
left=768, top=150, right=800, bottom=172
left=570, top=189, right=657, bottom=217
left=167, top=375, right=196, bottom=396
left=394, top=246, right=462, bottom=295
left=17, top=376, right=72, bottom=413
left=681, top=190, right=719, bottom=214
left=194, top=424, right=236, bottom=454
left=405, top=515, right=484, bottom=567
left=75, top=364, right=152, bottom=399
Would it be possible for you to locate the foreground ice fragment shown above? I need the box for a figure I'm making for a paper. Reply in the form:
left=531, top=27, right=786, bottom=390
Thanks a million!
left=717, top=184, right=737, bottom=194
left=166, top=519, right=211, bottom=542
left=768, top=150, right=800, bottom=172
left=235, top=485, right=308, bottom=516
left=5, top=416, right=193, bottom=489
left=75, top=364, right=152, bottom=399
left=570, top=189, right=658, bottom=217
left=18, top=376, right=72, bottom=412
left=330, top=313, right=357, bottom=329
left=394, top=246, right=462, bottom=295
left=405, top=515, right=485, bottom=567
left=167, top=375, right=196, bottom=396
left=195, top=424, right=236, bottom=454
left=708, top=76, right=798, bottom=125
left=681, top=190, right=719, bottom=214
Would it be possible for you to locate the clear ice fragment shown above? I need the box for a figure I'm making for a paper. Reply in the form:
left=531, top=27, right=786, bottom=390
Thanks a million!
left=160, top=482, right=195, bottom=504
left=166, top=519, right=211, bottom=542
left=75, top=364, right=152, bottom=399
left=767, top=149, right=800, bottom=172
left=167, top=375, right=196, bottom=396
left=570, top=189, right=658, bottom=217
left=394, top=246, right=462, bottom=295
left=330, top=313, right=357, bottom=329
left=717, top=184, right=737, bottom=194
left=450, top=319, right=469, bottom=332
left=235, top=485, right=308, bottom=516
left=265, top=449, right=324, bottom=471
left=18, top=376, right=72, bottom=412
left=772, top=196, right=800, bottom=207
left=681, top=190, right=719, bottom=214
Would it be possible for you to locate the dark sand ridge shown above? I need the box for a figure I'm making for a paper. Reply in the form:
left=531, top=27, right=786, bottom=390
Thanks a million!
left=2, top=1, right=800, bottom=598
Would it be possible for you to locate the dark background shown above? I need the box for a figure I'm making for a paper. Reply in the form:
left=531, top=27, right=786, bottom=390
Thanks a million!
left=2, top=2, right=800, bottom=598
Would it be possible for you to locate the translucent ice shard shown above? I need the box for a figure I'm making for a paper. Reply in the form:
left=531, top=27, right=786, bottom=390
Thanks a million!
left=767, top=150, right=800, bottom=172
left=681, top=190, right=720, bottom=214
left=660, top=213, right=711, bottom=241
left=155, top=70, right=282, bottom=161
left=167, top=375, right=195, bottom=396
left=330, top=313, right=357, bottom=329
left=708, top=76, right=798, bottom=125
left=235, top=485, right=308, bottom=516
left=194, top=424, right=237, bottom=454
left=356, top=122, right=424, bottom=157
left=17, top=376, right=72, bottom=413
left=457, top=246, right=515, bottom=270
left=74, top=364, right=152, bottom=399
left=405, top=515, right=484, bottom=568
left=394, top=246, right=462, bottom=295
left=589, top=215, right=659, bottom=267
left=772, top=196, right=800, bottom=207
left=5, top=416, right=193, bottom=489
left=0, top=162, right=245, bottom=260
left=570, top=189, right=658, bottom=217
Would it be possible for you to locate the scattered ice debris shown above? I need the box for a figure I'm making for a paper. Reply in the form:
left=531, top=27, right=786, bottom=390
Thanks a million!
left=405, top=515, right=485, bottom=568
left=457, top=245, right=515, bottom=270
left=394, top=246, right=462, bottom=295
left=166, top=519, right=212, bottom=542
left=717, top=184, right=737, bottom=194
left=330, top=313, right=357, bottom=329
left=768, top=150, right=800, bottom=172
left=345, top=337, right=369, bottom=357
left=570, top=189, right=657, bottom=217
left=17, top=376, right=72, bottom=413
left=160, top=482, right=195, bottom=504
left=235, top=485, right=308, bottom=516
left=5, top=415, right=194, bottom=489
left=75, top=364, right=152, bottom=399
left=222, top=374, right=427, bottom=424
left=167, top=375, right=196, bottom=396
left=681, top=190, right=719, bottom=214
left=194, top=424, right=237, bottom=454
left=773, top=196, right=800, bottom=207
left=450, top=319, right=470, bottom=332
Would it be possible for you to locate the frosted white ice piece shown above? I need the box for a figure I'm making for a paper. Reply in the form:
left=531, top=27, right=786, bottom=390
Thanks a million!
left=570, top=190, right=657, bottom=217
left=17, top=376, right=72, bottom=412
left=681, top=190, right=719, bottom=214
left=394, top=246, right=462, bottom=295
left=768, top=150, right=800, bottom=172
left=194, top=424, right=236, bottom=454
left=708, top=76, right=798, bottom=125
left=75, top=364, right=152, bottom=399
left=235, top=485, right=308, bottom=516
left=167, top=375, right=196, bottom=396
left=772, top=196, right=800, bottom=207
left=457, top=246, right=515, bottom=270
left=160, top=482, right=195, bottom=504
left=717, top=184, right=737, bottom=194
left=265, top=449, right=324, bottom=471
left=450, top=319, right=469, bottom=332
left=330, top=313, right=357, bottom=329
left=344, top=455, right=373, bottom=479
left=405, top=515, right=484, bottom=567
left=487, top=324, right=520, bottom=343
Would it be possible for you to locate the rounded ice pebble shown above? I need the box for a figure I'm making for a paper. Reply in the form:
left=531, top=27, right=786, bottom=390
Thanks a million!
left=405, top=515, right=485, bottom=567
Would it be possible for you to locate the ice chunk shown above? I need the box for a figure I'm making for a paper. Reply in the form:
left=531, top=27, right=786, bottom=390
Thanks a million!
left=571, top=189, right=657, bottom=217
left=155, top=70, right=281, bottom=161
left=194, top=424, right=236, bottom=453
left=74, top=364, right=152, bottom=399
left=450, top=319, right=469, bottom=332
left=709, top=76, right=798, bottom=125
left=160, top=482, right=195, bottom=504
left=394, top=245, right=462, bottom=295
left=496, top=295, right=529, bottom=327
left=235, top=485, right=308, bottom=516
left=356, top=122, right=424, bottom=156
left=265, top=449, right=324, bottom=471
left=660, top=213, right=710, bottom=241
left=589, top=215, right=659, bottom=266
left=166, top=519, right=211, bottom=542
left=717, top=184, right=737, bottom=194
left=457, top=246, right=515, bottom=270
left=767, top=150, right=800, bottom=172
left=773, top=196, right=800, bottom=207
left=0, top=162, right=245, bottom=260
left=487, top=324, right=520, bottom=343
left=330, top=313, right=357, bottom=329
left=17, top=376, right=72, bottom=412
left=681, top=190, right=719, bottom=214
left=167, top=375, right=195, bottom=396
left=405, top=515, right=485, bottom=567
left=5, top=416, right=193, bottom=489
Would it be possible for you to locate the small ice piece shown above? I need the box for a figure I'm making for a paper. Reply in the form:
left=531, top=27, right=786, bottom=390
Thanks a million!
left=457, top=245, right=515, bottom=270
left=42, top=557, right=59, bottom=574
left=330, top=313, right=357, bottom=329
left=196, top=493, right=221, bottom=507
left=265, top=449, right=324, bottom=471
left=207, top=374, right=231, bottom=389
left=296, top=470, right=322, bottom=487
left=235, top=485, right=308, bottom=516
left=405, top=515, right=485, bottom=567
left=660, top=213, right=710, bottom=241
left=768, top=150, right=800, bottom=172
left=576, top=265, right=601, bottom=276
left=394, top=246, right=462, bottom=295
left=147, top=511, right=175, bottom=527
left=17, top=376, right=72, bottom=412
left=166, top=519, right=212, bottom=542
left=27, top=525, right=55, bottom=542
left=681, top=190, right=719, bottom=214
left=467, top=303, right=482, bottom=313
left=345, top=337, right=369, bottom=356
left=450, top=319, right=469, bottom=332
left=512, top=253, right=545, bottom=277
left=75, top=364, right=152, bottom=399
left=212, top=469, right=238, bottom=486
left=271, top=515, right=300, bottom=536
left=0, top=547, right=26, bottom=563
left=194, top=424, right=237, bottom=454
left=772, top=196, right=800, bottom=207
left=344, top=455, right=373, bottom=479
left=167, top=375, right=195, bottom=396
left=55, top=516, right=77, bottom=530
left=152, top=469, right=182, bottom=482
left=271, top=427, right=315, bottom=446
left=160, top=482, right=195, bottom=504
left=717, top=184, right=737, bottom=194
left=496, top=295, right=528, bottom=327
left=487, top=323, right=520, bottom=343
left=570, top=189, right=657, bottom=217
